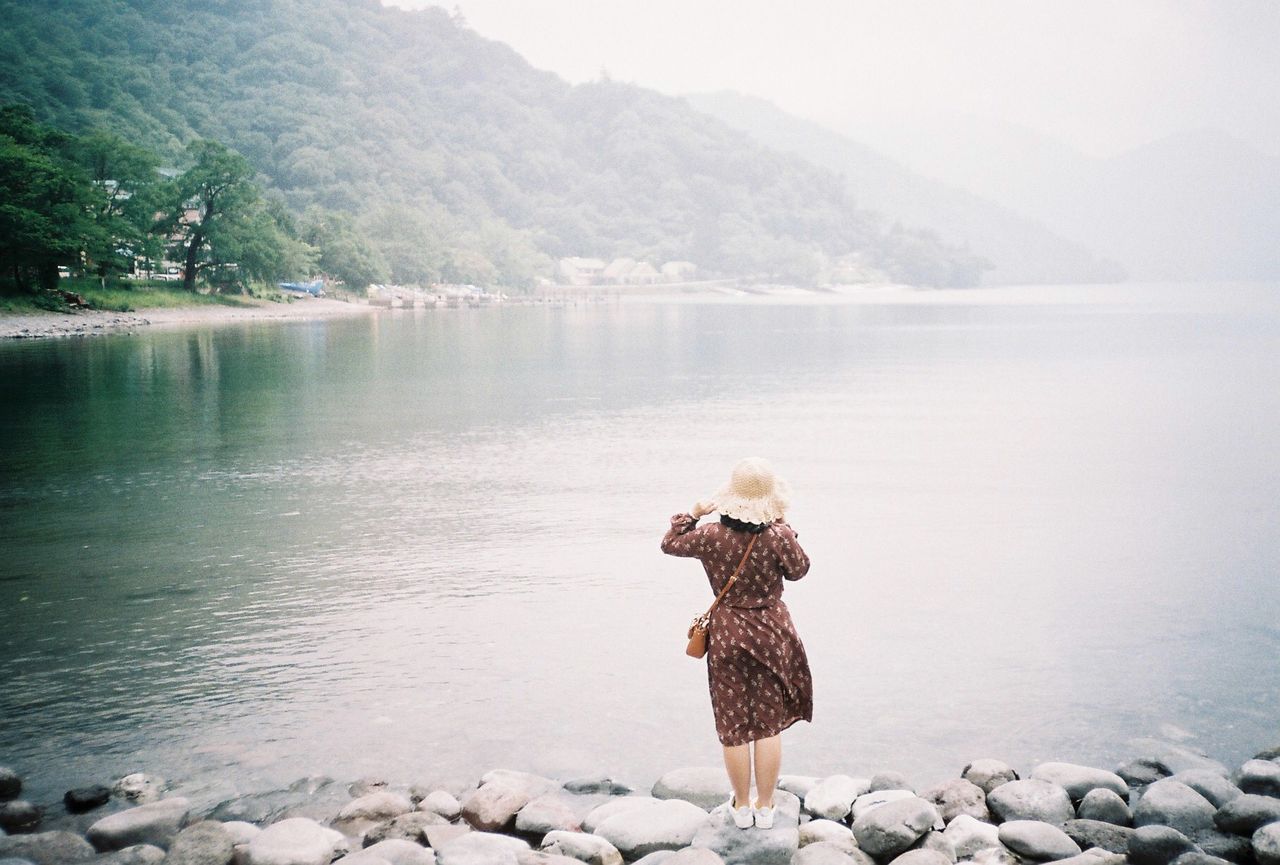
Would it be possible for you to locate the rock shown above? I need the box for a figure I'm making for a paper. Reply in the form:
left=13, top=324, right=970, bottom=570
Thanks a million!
left=112, top=774, right=166, bottom=804
left=1257, top=748, right=1280, bottom=763
left=167, top=821, right=236, bottom=865
left=918, top=779, right=989, bottom=823
left=943, top=815, right=1001, bottom=859
left=691, top=790, right=801, bottom=865
left=1214, top=793, right=1280, bottom=835
left=0, top=802, right=41, bottom=833
left=653, top=768, right=732, bottom=811
left=1128, top=825, right=1202, bottom=865
left=962, top=762, right=1019, bottom=795
left=799, top=819, right=856, bottom=853
left=1240, top=761, right=1280, bottom=798
left=94, top=845, right=168, bottom=864
left=593, top=798, right=710, bottom=859
left=1170, top=855, right=1231, bottom=865
left=417, top=791, right=461, bottom=821
left=1061, top=820, right=1133, bottom=854
left=410, top=778, right=477, bottom=804
left=1170, top=772, right=1242, bottom=809
left=245, top=818, right=349, bottom=865
left=350, top=839, right=435, bottom=865
left=779, top=777, right=822, bottom=801
left=1076, top=790, right=1132, bottom=826
left=998, top=821, right=1082, bottom=861
left=517, top=852, right=582, bottom=865
left=423, top=825, right=470, bottom=850
left=349, top=779, right=390, bottom=798
left=540, top=830, right=623, bottom=865
left=1119, top=762, right=1170, bottom=787
left=460, top=781, right=533, bottom=832
left=805, top=776, right=872, bottom=822
left=516, top=794, right=595, bottom=836
left=363, top=812, right=448, bottom=846
left=336, top=792, right=417, bottom=835
left=434, top=831, right=529, bottom=865
left=666, top=850, right=725, bottom=865
left=871, top=774, right=914, bottom=794
left=1127, top=742, right=1230, bottom=778
left=479, top=772, right=559, bottom=800
left=222, top=822, right=261, bottom=846
left=1193, top=830, right=1254, bottom=864
left=1031, top=765, right=1129, bottom=802
left=86, top=797, right=190, bottom=851
left=1053, top=853, right=1123, bottom=865
left=888, top=850, right=950, bottom=865
left=851, top=790, right=917, bottom=822
left=851, top=797, right=942, bottom=859
left=563, top=777, right=633, bottom=796
left=987, top=780, right=1074, bottom=825
left=1134, top=780, right=1217, bottom=835
left=63, top=785, right=112, bottom=813
left=793, top=842, right=861, bottom=865
left=969, top=847, right=1019, bottom=865
left=1254, top=822, right=1280, bottom=865
left=0, top=770, right=19, bottom=802
left=914, top=830, right=957, bottom=862
left=0, top=829, right=97, bottom=864
left=582, top=798, right=662, bottom=834
left=632, top=852, right=675, bottom=865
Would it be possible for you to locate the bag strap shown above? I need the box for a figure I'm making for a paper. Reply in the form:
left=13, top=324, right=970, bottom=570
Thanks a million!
left=699, top=532, right=759, bottom=621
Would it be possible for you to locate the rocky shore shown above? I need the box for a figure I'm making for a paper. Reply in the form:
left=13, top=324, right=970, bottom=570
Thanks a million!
left=0, top=298, right=375, bottom=340
left=1, top=741, right=1279, bottom=865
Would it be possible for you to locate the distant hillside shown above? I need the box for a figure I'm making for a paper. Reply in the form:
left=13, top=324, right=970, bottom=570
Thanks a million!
left=0, top=0, right=987, bottom=287
left=685, top=92, right=1125, bottom=285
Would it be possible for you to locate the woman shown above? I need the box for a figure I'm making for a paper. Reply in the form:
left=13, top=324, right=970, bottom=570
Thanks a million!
left=661, top=457, right=813, bottom=830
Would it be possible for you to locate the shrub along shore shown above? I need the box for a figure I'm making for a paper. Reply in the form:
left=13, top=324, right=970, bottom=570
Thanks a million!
left=2, top=741, right=1280, bottom=865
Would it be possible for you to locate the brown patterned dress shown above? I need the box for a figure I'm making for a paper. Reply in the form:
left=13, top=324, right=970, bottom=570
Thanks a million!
left=662, top=513, right=813, bottom=746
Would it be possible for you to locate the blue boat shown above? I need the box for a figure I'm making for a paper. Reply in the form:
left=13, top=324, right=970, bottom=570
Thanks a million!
left=279, top=279, right=324, bottom=296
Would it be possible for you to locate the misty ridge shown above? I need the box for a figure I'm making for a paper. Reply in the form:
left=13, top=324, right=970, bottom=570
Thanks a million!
left=1, top=0, right=1276, bottom=289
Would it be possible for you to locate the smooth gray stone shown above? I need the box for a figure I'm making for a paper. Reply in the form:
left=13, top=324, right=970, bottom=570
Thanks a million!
left=350, top=839, right=435, bottom=865
left=64, top=786, right=111, bottom=814
left=0, top=859, right=31, bottom=865
left=1076, top=789, right=1132, bottom=826
left=850, top=790, right=916, bottom=823
left=516, top=793, right=605, bottom=836
left=460, top=781, right=533, bottom=833
left=871, top=774, right=914, bottom=794
left=434, top=831, right=529, bottom=865
left=1170, top=854, right=1231, bottom=865
left=1053, top=852, right=1124, bottom=865
left=998, top=820, right=1082, bottom=861
left=792, top=842, right=859, bottom=865
left=423, top=825, right=470, bottom=850
left=93, top=844, right=167, bottom=864
left=349, top=778, right=390, bottom=798
left=1192, top=830, right=1254, bottom=864
left=244, top=817, right=349, bottom=865
left=479, top=772, right=559, bottom=800
left=593, top=799, right=710, bottom=860
left=1061, top=819, right=1134, bottom=854
left=1127, top=742, right=1230, bottom=778
left=911, top=830, right=956, bottom=863
left=409, top=779, right=477, bottom=804
left=1254, top=822, right=1280, bottom=865
left=1170, top=772, right=1242, bottom=809
left=563, top=777, right=633, bottom=797
left=516, top=851, right=580, bottom=865
left=208, top=779, right=347, bottom=826
left=1257, top=748, right=1280, bottom=763
left=851, top=797, right=941, bottom=858
left=0, top=769, right=20, bottom=802
left=805, top=776, right=872, bottom=822
left=166, top=821, right=235, bottom=865
left=1214, top=793, right=1280, bottom=835
left=778, top=776, right=821, bottom=801
left=0, top=802, right=41, bottom=833
left=1128, top=825, right=1202, bottom=865
left=798, top=819, right=855, bottom=853
left=942, top=814, right=1001, bottom=858
left=690, top=790, right=801, bottom=865
left=0, top=830, right=97, bottom=864
left=652, top=768, right=731, bottom=811
left=1031, top=764, right=1129, bottom=802
left=335, top=791, right=417, bottom=836
left=918, top=778, right=989, bottom=823
left=968, top=846, right=1019, bottom=865
left=1134, top=780, right=1217, bottom=835
left=1239, top=761, right=1280, bottom=798
left=416, top=792, right=461, bottom=822
left=111, top=775, right=166, bottom=805
left=1119, top=762, right=1169, bottom=787
left=582, top=797, right=662, bottom=835
left=364, top=812, right=449, bottom=846
left=86, top=797, right=190, bottom=852
left=987, top=780, right=1075, bottom=825
left=540, top=829, right=623, bottom=865
left=632, top=852, right=675, bottom=865
left=221, top=821, right=260, bottom=846
left=962, top=761, right=1019, bottom=796
left=886, top=850, right=950, bottom=865
left=665, top=849, right=725, bottom=865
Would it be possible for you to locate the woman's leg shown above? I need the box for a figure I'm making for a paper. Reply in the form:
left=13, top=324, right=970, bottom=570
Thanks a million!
left=722, top=743, right=752, bottom=807
left=752, top=734, right=781, bottom=807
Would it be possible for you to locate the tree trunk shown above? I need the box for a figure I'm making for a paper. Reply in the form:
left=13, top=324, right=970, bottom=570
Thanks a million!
left=182, top=225, right=204, bottom=293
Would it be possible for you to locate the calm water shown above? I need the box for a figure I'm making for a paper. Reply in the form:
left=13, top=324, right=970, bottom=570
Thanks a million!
left=2, top=284, right=1279, bottom=809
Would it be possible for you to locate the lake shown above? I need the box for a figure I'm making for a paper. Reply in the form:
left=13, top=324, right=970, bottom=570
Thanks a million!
left=2, top=283, right=1278, bottom=810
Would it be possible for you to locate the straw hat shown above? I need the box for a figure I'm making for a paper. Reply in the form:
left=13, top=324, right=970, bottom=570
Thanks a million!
left=706, top=457, right=791, bottom=525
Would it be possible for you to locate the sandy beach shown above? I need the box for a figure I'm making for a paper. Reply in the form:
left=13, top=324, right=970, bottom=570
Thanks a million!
left=0, top=297, right=376, bottom=340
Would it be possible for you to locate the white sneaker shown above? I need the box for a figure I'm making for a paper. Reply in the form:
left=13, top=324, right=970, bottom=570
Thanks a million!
left=753, top=801, right=776, bottom=829
left=723, top=794, right=754, bottom=829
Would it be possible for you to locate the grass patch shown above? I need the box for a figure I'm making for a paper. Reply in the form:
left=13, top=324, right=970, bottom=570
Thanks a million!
left=1, top=278, right=264, bottom=313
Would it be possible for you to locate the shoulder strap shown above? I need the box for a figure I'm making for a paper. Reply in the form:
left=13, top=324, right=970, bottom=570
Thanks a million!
left=700, top=533, right=758, bottom=620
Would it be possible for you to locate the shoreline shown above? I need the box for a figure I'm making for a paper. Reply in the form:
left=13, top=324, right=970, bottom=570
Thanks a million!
left=0, top=297, right=377, bottom=341
left=1, top=740, right=1278, bottom=865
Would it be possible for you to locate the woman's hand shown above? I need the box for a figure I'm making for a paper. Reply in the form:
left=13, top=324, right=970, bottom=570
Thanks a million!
left=690, top=500, right=715, bottom=519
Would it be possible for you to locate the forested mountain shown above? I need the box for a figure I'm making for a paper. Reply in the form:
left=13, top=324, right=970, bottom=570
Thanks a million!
left=0, top=0, right=989, bottom=287
left=685, top=92, right=1126, bottom=286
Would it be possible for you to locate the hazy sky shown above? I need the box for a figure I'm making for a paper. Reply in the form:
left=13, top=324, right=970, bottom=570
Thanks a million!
left=385, top=0, right=1280, bottom=159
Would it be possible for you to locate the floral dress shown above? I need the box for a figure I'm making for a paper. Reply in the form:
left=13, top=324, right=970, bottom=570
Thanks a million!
left=662, top=514, right=813, bottom=746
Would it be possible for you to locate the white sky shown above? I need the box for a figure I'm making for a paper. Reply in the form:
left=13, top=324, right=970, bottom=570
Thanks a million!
left=384, top=0, right=1280, bottom=159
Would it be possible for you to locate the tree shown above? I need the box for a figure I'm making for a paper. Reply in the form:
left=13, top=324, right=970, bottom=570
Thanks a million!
left=300, top=207, right=388, bottom=290
left=163, top=139, right=258, bottom=292
left=76, top=130, right=162, bottom=286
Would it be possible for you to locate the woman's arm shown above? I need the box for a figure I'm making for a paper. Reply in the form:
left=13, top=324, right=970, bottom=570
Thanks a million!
left=773, top=521, right=811, bottom=580
left=660, top=512, right=708, bottom=558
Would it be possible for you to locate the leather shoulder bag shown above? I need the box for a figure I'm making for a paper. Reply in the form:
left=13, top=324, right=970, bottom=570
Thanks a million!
left=685, top=533, right=758, bottom=659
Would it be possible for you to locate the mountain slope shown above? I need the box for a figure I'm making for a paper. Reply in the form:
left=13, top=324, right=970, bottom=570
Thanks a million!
left=685, top=92, right=1125, bottom=285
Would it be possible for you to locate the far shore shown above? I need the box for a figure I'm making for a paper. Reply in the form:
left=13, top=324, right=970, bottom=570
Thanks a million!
left=0, top=297, right=377, bottom=340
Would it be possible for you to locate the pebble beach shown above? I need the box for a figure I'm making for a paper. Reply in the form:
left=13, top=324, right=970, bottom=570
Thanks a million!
left=2, top=739, right=1279, bottom=865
